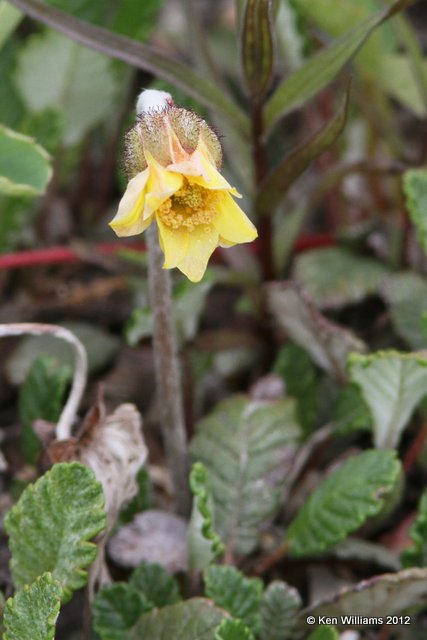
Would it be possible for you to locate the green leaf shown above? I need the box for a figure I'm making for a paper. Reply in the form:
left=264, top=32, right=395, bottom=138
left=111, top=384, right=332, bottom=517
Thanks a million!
left=215, top=618, right=255, bottom=640
left=118, top=466, right=150, bottom=524
left=403, top=168, right=427, bottom=254
left=0, top=194, right=36, bottom=252
left=45, top=0, right=107, bottom=23
left=333, top=383, right=372, bottom=435
left=260, top=580, right=302, bottom=640
left=174, top=274, right=215, bottom=344
left=401, top=490, right=427, bottom=567
left=264, top=0, right=412, bottom=133
left=19, top=356, right=71, bottom=464
left=19, top=108, right=64, bottom=155
left=265, top=281, right=366, bottom=381
left=0, top=39, right=26, bottom=127
left=125, top=308, right=153, bottom=346
left=15, top=30, right=118, bottom=146
left=377, top=53, right=427, bottom=118
left=292, top=0, right=395, bottom=75
left=273, top=344, right=318, bottom=434
left=0, top=1, right=22, bottom=50
left=305, top=567, right=427, bottom=623
left=4, top=462, right=106, bottom=602
left=111, top=0, right=164, bottom=41
left=129, top=598, right=226, bottom=640
left=348, top=351, right=427, bottom=449
left=3, top=573, right=61, bottom=640
left=92, top=583, right=152, bottom=640
left=241, top=0, right=275, bottom=99
left=307, top=627, right=339, bottom=640
left=8, top=0, right=249, bottom=136
left=204, top=565, right=263, bottom=634
left=0, top=124, right=51, bottom=196
left=257, top=91, right=348, bottom=216
left=129, top=563, right=181, bottom=608
left=380, top=272, right=427, bottom=350
left=293, top=247, right=390, bottom=309
left=286, top=449, right=401, bottom=556
left=190, top=396, right=301, bottom=555
left=188, top=463, right=225, bottom=573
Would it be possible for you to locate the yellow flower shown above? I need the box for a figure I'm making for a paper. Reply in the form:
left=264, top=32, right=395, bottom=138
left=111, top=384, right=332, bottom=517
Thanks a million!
left=109, top=102, right=257, bottom=283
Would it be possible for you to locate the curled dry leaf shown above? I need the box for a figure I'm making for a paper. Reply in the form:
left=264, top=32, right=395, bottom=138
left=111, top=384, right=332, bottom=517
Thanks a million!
left=49, top=400, right=147, bottom=525
left=108, top=509, right=188, bottom=573
left=48, top=399, right=147, bottom=594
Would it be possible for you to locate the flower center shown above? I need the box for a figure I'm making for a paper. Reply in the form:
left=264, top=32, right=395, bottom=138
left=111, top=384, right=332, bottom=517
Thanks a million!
left=157, top=179, right=221, bottom=232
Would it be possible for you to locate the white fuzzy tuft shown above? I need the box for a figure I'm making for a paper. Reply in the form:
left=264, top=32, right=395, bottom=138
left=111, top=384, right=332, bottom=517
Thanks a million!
left=136, top=89, right=174, bottom=115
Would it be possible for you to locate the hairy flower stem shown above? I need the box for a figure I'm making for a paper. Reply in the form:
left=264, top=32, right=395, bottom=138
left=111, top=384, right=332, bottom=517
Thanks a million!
left=146, top=223, right=191, bottom=516
left=252, top=100, right=274, bottom=280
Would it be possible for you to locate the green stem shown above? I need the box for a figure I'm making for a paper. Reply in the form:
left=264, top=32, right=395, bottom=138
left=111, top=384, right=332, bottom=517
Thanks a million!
left=146, top=224, right=191, bottom=516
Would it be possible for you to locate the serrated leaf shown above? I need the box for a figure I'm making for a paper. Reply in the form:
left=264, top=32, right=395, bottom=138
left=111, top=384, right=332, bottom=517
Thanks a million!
left=19, top=356, right=71, bottom=464
left=15, top=30, right=118, bottom=146
left=204, top=566, right=263, bottom=634
left=333, top=383, right=372, bottom=435
left=215, top=618, right=255, bottom=640
left=129, top=598, right=226, bottom=640
left=304, top=567, right=427, bottom=625
left=188, top=463, right=225, bottom=573
left=273, top=344, right=318, bottom=434
left=0, top=124, right=51, bottom=196
left=3, top=573, right=61, bottom=640
left=401, top=490, right=427, bottom=567
left=5, top=462, right=106, bottom=601
left=307, top=627, right=339, bottom=640
left=380, top=272, right=427, bottom=350
left=403, top=168, right=427, bottom=254
left=92, top=583, right=152, bottom=640
left=7, top=0, right=249, bottom=136
left=257, top=91, right=348, bottom=216
left=190, top=396, right=301, bottom=555
left=241, top=0, right=275, bottom=98
left=129, top=563, right=181, bottom=608
left=286, top=450, right=401, bottom=556
left=293, top=247, right=390, bottom=309
left=349, top=351, right=427, bottom=449
left=260, top=580, right=302, bottom=640
left=265, top=281, right=366, bottom=381
left=264, top=0, right=413, bottom=133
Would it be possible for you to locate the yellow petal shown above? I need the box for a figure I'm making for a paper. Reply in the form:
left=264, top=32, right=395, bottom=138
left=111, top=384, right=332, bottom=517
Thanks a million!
left=213, top=193, right=258, bottom=244
left=157, top=218, right=190, bottom=268
left=176, top=224, right=219, bottom=282
left=186, top=150, right=240, bottom=196
left=143, top=150, right=183, bottom=218
left=109, top=170, right=151, bottom=236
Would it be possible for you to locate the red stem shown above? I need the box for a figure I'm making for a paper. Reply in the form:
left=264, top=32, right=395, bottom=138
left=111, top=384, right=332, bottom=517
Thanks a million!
left=0, top=234, right=336, bottom=271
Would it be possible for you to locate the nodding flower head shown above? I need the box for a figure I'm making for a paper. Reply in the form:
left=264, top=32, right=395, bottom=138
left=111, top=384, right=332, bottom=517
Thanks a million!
left=110, top=89, right=257, bottom=283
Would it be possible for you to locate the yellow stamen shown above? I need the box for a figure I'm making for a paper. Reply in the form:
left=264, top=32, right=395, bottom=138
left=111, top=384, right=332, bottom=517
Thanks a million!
left=157, top=179, right=223, bottom=233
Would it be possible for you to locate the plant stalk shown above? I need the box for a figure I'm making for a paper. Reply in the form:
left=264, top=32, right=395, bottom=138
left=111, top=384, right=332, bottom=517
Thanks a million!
left=252, top=99, right=274, bottom=280
left=146, top=223, right=191, bottom=516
